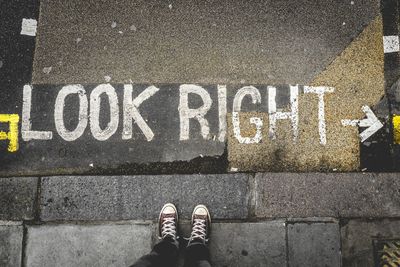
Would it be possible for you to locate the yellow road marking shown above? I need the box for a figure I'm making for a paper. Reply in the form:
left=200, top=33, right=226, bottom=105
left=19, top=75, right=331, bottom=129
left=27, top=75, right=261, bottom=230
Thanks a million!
left=0, top=114, right=20, bottom=152
left=393, top=115, right=400, bottom=144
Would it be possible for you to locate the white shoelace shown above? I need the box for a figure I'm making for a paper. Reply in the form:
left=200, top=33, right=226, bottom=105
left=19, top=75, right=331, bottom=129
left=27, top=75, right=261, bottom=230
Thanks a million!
left=161, top=217, right=177, bottom=239
left=189, top=218, right=207, bottom=242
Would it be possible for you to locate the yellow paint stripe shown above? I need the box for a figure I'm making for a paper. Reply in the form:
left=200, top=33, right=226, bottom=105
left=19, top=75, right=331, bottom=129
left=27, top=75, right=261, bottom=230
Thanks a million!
left=393, top=115, right=400, bottom=144
left=0, top=114, right=20, bottom=152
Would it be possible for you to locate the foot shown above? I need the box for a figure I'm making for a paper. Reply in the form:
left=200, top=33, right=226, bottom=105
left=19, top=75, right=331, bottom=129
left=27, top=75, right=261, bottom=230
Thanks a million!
left=158, top=203, right=178, bottom=240
left=188, top=204, right=211, bottom=246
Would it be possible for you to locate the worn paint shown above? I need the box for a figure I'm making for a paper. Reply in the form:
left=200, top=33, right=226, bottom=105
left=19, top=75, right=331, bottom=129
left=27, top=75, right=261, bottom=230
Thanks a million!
left=0, top=114, right=20, bottom=152
left=22, top=85, right=53, bottom=141
left=179, top=84, right=212, bottom=141
left=123, top=85, right=159, bottom=141
left=383, top=35, right=400, bottom=53
left=232, top=86, right=263, bottom=144
left=341, top=106, right=384, bottom=142
left=393, top=115, right=400, bottom=144
left=268, top=85, right=299, bottom=142
left=303, top=86, right=335, bottom=145
left=54, top=85, right=88, bottom=141
left=20, top=18, right=37, bottom=36
left=19, top=83, right=343, bottom=145
left=90, top=84, right=119, bottom=141
left=217, top=85, right=227, bottom=142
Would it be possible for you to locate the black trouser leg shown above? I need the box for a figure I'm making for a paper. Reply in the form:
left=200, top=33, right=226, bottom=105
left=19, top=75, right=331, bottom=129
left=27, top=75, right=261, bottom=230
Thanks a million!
left=130, top=237, right=179, bottom=267
left=183, top=242, right=212, bottom=267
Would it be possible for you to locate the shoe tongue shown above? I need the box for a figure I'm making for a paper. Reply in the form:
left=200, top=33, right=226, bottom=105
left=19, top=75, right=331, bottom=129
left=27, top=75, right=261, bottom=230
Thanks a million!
left=162, top=213, right=175, bottom=219
left=194, top=214, right=207, bottom=221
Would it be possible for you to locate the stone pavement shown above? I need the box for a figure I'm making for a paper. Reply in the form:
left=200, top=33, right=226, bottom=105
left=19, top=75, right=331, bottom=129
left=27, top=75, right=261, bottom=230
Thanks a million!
left=1, top=173, right=400, bottom=267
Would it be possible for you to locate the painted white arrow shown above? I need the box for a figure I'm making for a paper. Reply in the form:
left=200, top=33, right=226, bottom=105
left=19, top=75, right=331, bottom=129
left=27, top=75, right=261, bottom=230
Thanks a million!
left=341, top=106, right=383, bottom=142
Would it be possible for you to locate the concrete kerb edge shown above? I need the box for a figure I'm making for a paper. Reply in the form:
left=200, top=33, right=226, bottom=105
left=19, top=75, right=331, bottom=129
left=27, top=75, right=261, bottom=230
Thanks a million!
left=0, top=221, right=23, bottom=226
left=2, top=173, right=400, bottom=222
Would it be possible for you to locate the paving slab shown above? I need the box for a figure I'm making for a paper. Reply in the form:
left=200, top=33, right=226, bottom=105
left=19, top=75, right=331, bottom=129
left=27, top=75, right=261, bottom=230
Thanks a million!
left=151, top=221, right=286, bottom=267
left=0, top=177, right=38, bottom=220
left=0, top=225, right=23, bottom=267
left=40, top=174, right=250, bottom=221
left=25, top=223, right=152, bottom=267
left=288, top=222, right=341, bottom=267
left=208, top=222, right=287, bottom=267
left=255, top=173, right=400, bottom=218
left=341, top=219, right=400, bottom=267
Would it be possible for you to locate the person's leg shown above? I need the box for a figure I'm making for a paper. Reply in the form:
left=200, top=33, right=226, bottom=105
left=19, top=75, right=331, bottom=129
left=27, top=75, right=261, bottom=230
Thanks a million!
left=130, top=203, right=180, bottom=267
left=184, top=242, right=211, bottom=267
left=183, top=205, right=212, bottom=267
left=130, top=237, right=179, bottom=267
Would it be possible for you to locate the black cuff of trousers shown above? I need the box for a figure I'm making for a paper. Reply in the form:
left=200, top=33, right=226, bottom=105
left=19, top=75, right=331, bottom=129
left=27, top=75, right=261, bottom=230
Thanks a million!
left=153, top=237, right=180, bottom=264
left=185, top=242, right=211, bottom=263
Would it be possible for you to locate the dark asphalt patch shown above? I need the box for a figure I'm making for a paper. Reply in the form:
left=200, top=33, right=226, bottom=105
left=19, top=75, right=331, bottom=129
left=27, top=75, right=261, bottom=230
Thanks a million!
left=1, top=84, right=230, bottom=175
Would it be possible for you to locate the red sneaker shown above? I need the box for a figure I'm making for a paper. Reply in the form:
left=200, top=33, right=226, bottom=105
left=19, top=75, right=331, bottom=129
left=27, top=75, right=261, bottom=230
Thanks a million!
left=158, top=203, right=178, bottom=240
left=188, top=205, right=211, bottom=245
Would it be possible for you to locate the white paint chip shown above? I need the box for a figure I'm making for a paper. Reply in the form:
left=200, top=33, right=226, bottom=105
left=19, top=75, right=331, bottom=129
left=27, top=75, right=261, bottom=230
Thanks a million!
left=383, top=36, right=400, bottom=53
left=350, top=1, right=354, bottom=4
left=130, top=25, right=137, bottom=31
left=168, top=4, right=173, bottom=9
left=21, top=18, right=37, bottom=36
left=104, top=75, right=112, bottom=83
left=111, top=21, right=117, bottom=28
left=42, top=67, right=52, bottom=75
left=76, top=38, right=82, bottom=44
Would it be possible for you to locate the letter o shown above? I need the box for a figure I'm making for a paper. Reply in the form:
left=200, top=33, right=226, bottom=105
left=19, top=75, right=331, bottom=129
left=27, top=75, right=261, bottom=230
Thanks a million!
left=54, top=85, right=88, bottom=141
left=90, top=84, right=119, bottom=141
